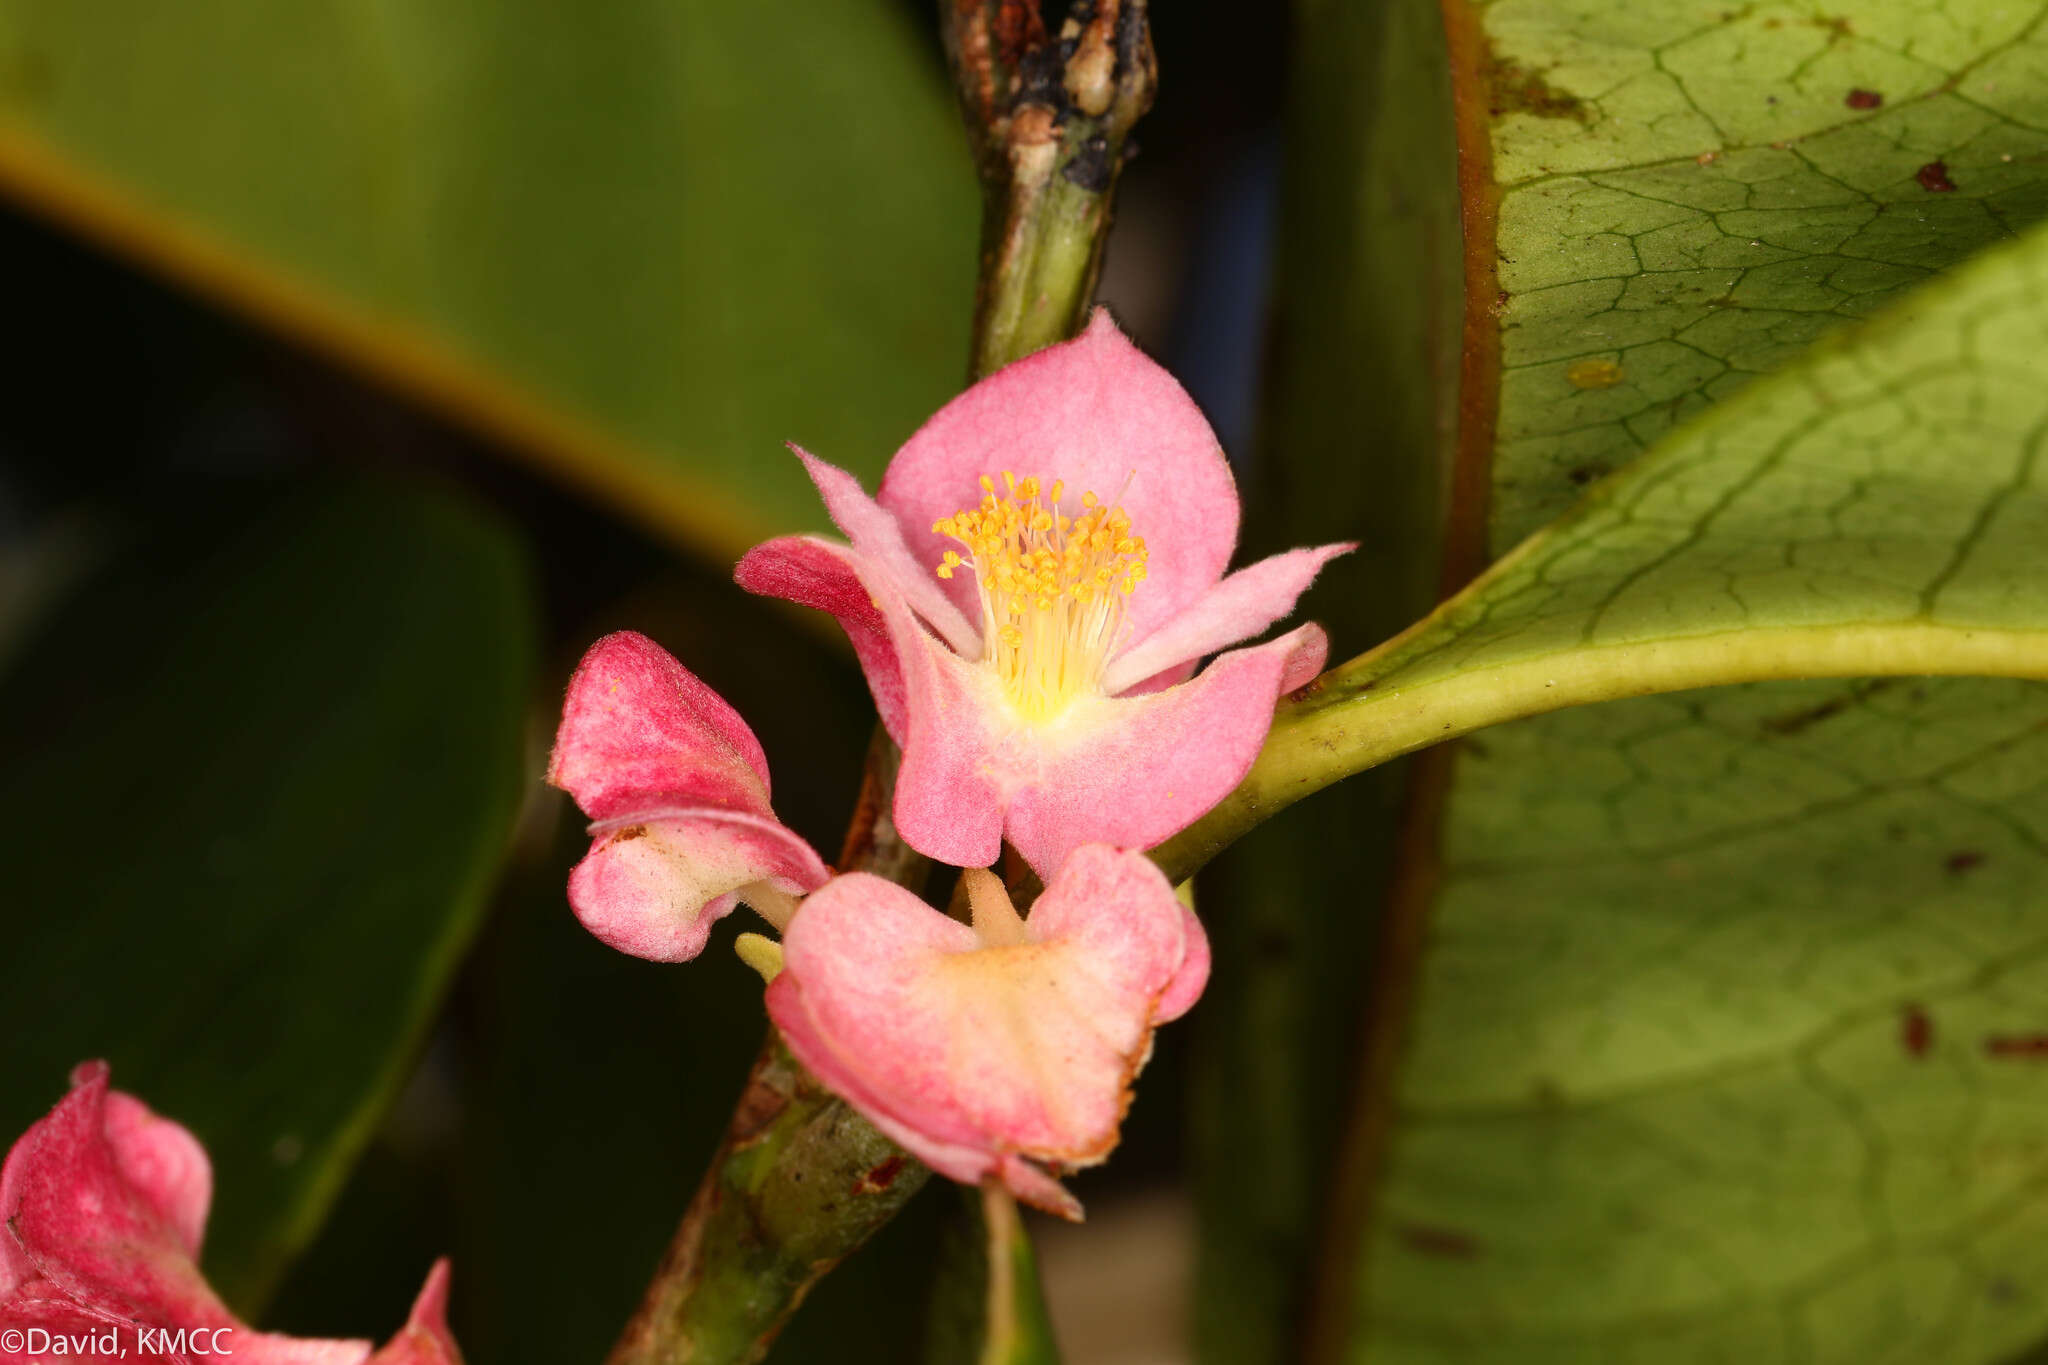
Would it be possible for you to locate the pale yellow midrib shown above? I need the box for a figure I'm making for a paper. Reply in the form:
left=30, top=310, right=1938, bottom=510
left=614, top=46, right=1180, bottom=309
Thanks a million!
left=1271, top=621, right=2048, bottom=795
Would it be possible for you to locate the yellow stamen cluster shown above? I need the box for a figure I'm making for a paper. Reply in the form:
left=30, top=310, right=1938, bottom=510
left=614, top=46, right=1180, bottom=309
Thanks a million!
left=932, top=471, right=1149, bottom=722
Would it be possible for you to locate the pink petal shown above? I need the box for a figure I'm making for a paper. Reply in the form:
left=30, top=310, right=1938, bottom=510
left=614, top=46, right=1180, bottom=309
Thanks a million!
left=0, top=1063, right=229, bottom=1327
left=567, top=810, right=830, bottom=962
left=1101, top=543, right=1355, bottom=696
left=1279, top=624, right=1330, bottom=693
left=1003, top=624, right=1328, bottom=877
left=232, top=1336, right=378, bottom=1365
left=365, top=1262, right=463, bottom=1365
left=548, top=633, right=773, bottom=823
left=738, top=536, right=1007, bottom=869
left=98, top=1088, right=210, bottom=1264
left=766, top=849, right=1198, bottom=1219
left=879, top=309, right=1241, bottom=645
left=548, top=632, right=831, bottom=962
left=792, top=448, right=979, bottom=656
left=883, top=627, right=1008, bottom=872
left=734, top=536, right=909, bottom=742
left=1156, top=904, right=1212, bottom=1024
left=0, top=1071, right=451, bottom=1365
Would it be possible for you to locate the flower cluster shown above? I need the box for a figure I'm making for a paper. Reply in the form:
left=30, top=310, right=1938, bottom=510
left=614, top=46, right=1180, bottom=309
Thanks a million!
left=1, top=1064, right=461, bottom=1365
left=549, top=311, right=1349, bottom=1215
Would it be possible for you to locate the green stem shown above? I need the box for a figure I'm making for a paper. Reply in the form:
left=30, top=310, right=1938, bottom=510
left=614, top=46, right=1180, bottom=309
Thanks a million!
left=605, top=737, right=931, bottom=1365
left=940, top=0, right=1156, bottom=379
left=605, top=1035, right=935, bottom=1365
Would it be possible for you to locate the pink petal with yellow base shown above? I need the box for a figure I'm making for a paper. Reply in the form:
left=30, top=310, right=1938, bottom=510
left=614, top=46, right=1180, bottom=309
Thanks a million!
left=1, top=1065, right=462, bottom=1365
left=765, top=846, right=1209, bottom=1220
left=738, top=314, right=1350, bottom=874
left=943, top=623, right=1331, bottom=877
left=549, top=632, right=830, bottom=962
left=880, top=310, right=1239, bottom=643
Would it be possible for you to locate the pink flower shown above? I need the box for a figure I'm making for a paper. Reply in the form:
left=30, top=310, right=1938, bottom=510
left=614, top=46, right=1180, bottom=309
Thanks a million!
left=548, top=632, right=832, bottom=962
left=0, top=1063, right=461, bottom=1365
left=737, top=310, right=1351, bottom=875
left=765, top=846, right=1208, bottom=1220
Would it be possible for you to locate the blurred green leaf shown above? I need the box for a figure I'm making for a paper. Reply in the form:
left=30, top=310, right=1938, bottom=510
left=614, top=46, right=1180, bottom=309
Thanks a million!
left=0, top=1, right=975, bottom=560
left=0, top=477, right=535, bottom=1312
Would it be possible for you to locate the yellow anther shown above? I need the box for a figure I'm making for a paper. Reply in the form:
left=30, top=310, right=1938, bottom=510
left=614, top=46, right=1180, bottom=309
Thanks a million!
left=929, top=469, right=1151, bottom=722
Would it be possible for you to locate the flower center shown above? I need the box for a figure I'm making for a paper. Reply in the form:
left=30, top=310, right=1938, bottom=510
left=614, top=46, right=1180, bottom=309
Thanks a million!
left=932, top=471, right=1149, bottom=722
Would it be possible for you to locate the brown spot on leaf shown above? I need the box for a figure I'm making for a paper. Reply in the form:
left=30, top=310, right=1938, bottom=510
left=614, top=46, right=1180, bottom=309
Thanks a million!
left=1846, top=88, right=1883, bottom=109
left=1481, top=45, right=1590, bottom=122
left=852, top=1154, right=908, bottom=1196
left=1901, top=1003, right=1933, bottom=1058
left=1945, top=850, right=1985, bottom=875
left=1567, top=463, right=1610, bottom=486
left=1763, top=695, right=1849, bottom=735
left=1917, top=160, right=1958, bottom=192
left=1566, top=357, right=1624, bottom=389
left=1761, top=679, right=1893, bottom=735
left=1398, top=1223, right=1483, bottom=1259
left=1985, top=1034, right=2048, bottom=1059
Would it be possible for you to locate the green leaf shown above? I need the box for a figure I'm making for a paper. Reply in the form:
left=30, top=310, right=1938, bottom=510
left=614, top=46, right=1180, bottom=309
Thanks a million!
left=0, top=1, right=975, bottom=560
left=1456, top=0, right=2048, bottom=554
left=1208, top=92, right=2048, bottom=1365
left=1167, top=206, right=2048, bottom=867
left=1174, top=3, right=2048, bottom=1356
left=0, top=478, right=535, bottom=1311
